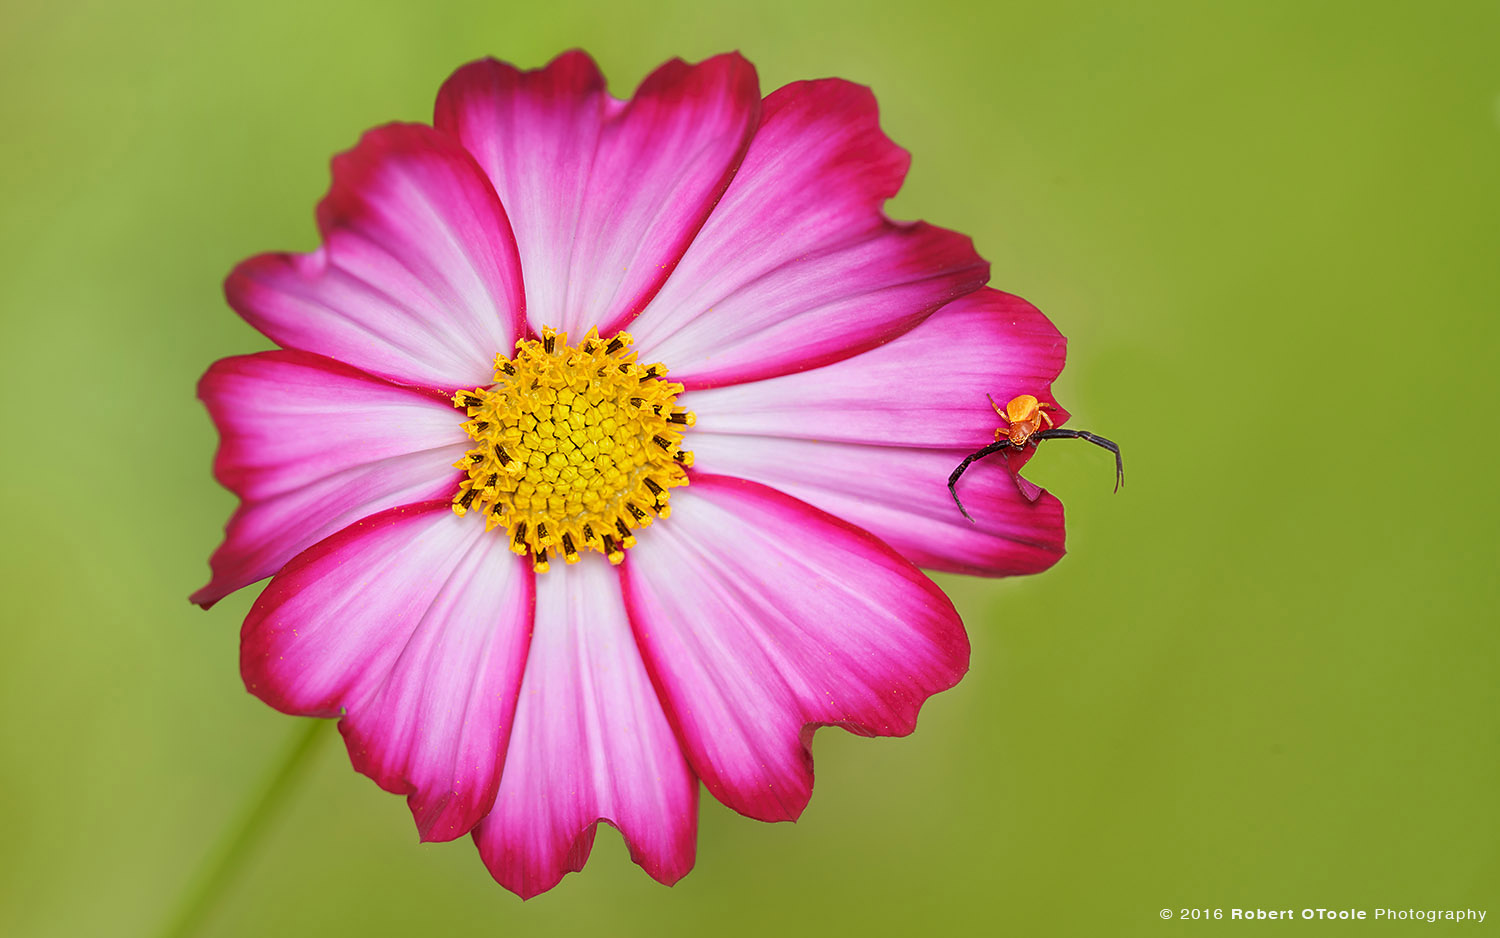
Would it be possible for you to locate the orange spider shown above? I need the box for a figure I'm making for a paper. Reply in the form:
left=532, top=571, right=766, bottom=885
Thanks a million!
left=947, top=393, right=1123, bottom=521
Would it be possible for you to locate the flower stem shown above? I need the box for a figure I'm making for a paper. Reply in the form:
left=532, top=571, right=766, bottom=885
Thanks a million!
left=160, top=718, right=327, bottom=938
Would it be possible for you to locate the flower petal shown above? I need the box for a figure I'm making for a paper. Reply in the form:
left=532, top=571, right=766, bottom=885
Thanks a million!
left=682, top=288, right=1069, bottom=447
left=619, top=475, right=969, bottom=822
left=192, top=351, right=468, bottom=608
left=228, top=123, right=526, bottom=390
left=686, top=434, right=1065, bottom=577
left=435, top=51, right=761, bottom=337
left=628, top=78, right=987, bottom=387
left=473, top=555, right=696, bottom=899
left=675, top=287, right=1069, bottom=576
left=242, top=503, right=533, bottom=841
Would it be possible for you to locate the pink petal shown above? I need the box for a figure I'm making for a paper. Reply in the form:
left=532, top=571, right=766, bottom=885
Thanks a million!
left=192, top=351, right=468, bottom=608
left=627, top=78, right=987, bottom=387
left=619, top=475, right=969, bottom=822
left=687, top=433, right=1066, bottom=577
left=473, top=556, right=696, bottom=899
left=228, top=123, right=526, bottom=390
left=435, top=51, right=760, bottom=337
left=674, top=288, right=1069, bottom=576
left=243, top=503, right=533, bottom=841
left=681, top=288, right=1069, bottom=446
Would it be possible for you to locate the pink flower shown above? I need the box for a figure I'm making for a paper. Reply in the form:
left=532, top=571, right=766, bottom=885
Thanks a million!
left=195, top=51, right=1068, bottom=898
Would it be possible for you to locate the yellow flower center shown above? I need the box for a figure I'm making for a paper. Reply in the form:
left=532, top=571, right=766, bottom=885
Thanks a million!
left=450, top=327, right=694, bottom=572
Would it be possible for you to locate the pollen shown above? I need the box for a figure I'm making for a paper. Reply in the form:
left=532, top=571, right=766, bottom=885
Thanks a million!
left=450, top=327, right=694, bottom=572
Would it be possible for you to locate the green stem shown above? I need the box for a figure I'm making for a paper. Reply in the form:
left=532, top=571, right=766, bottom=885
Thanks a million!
left=159, top=719, right=326, bottom=938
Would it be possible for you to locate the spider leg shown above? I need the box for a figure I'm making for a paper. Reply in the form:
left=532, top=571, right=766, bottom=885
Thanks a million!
left=948, top=440, right=1013, bottom=522
left=1033, top=428, right=1124, bottom=492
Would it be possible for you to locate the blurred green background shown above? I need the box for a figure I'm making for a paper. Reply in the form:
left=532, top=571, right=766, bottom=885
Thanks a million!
left=2, top=0, right=1496, bottom=935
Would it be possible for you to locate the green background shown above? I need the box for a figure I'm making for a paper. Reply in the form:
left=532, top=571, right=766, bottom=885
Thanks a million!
left=2, top=1, right=1495, bottom=935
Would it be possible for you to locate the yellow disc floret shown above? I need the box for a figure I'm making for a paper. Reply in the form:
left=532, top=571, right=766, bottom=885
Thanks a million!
left=450, top=326, right=694, bottom=572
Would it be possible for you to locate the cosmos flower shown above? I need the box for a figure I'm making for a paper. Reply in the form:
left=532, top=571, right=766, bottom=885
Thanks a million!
left=195, top=50, right=1068, bottom=898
